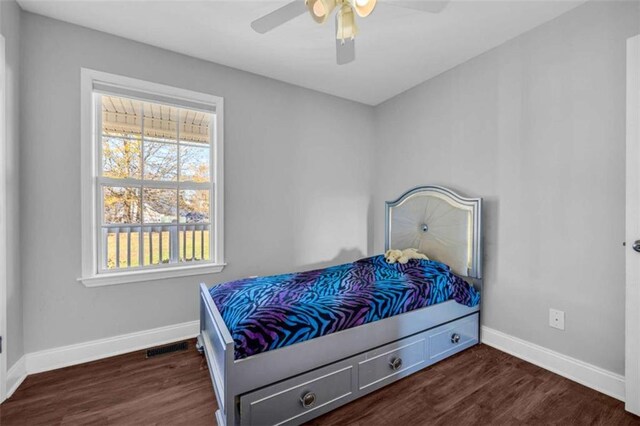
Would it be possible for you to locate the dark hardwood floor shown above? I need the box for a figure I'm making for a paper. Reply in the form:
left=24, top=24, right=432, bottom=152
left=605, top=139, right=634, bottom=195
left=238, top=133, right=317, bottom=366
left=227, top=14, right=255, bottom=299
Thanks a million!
left=1, top=341, right=637, bottom=425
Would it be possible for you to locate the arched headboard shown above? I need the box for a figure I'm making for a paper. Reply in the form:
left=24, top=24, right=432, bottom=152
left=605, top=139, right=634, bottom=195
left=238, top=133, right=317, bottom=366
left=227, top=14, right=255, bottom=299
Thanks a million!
left=385, top=186, right=482, bottom=279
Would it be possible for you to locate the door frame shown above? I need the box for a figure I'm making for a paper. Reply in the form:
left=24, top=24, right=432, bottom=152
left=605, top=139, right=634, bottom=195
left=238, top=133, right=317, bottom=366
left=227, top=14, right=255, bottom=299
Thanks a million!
left=626, top=33, right=640, bottom=415
left=0, top=33, right=7, bottom=403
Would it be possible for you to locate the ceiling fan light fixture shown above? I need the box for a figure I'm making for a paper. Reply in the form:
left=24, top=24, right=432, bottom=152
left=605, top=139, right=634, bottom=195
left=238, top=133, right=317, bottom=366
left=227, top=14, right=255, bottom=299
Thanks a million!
left=337, top=5, right=358, bottom=41
left=352, top=0, right=376, bottom=18
left=307, top=0, right=337, bottom=23
left=313, top=1, right=326, bottom=17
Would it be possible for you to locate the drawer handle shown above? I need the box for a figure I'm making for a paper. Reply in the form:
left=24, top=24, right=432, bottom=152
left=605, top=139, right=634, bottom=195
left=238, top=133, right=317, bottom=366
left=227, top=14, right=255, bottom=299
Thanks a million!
left=300, top=392, right=317, bottom=409
left=389, top=357, right=403, bottom=371
left=451, top=333, right=461, bottom=344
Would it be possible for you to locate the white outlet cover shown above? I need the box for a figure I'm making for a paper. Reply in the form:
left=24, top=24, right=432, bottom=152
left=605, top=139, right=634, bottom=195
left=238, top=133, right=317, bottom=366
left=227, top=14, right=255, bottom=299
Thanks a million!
left=549, top=308, right=565, bottom=330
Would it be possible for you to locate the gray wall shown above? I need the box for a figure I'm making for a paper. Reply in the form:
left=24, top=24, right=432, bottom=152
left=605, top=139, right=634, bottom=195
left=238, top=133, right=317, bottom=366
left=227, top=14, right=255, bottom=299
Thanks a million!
left=15, top=0, right=639, bottom=376
left=20, top=12, right=374, bottom=353
left=1, top=0, right=23, bottom=370
left=372, top=0, right=639, bottom=374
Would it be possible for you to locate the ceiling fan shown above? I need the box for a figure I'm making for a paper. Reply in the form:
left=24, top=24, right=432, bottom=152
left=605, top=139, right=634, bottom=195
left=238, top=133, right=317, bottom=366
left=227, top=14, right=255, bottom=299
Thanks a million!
left=251, top=0, right=451, bottom=65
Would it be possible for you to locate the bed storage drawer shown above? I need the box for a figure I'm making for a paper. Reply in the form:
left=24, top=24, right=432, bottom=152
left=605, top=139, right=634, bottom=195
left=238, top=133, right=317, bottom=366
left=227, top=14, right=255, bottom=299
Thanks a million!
left=427, top=314, right=479, bottom=362
left=236, top=313, right=478, bottom=425
left=239, top=364, right=353, bottom=425
left=358, top=337, right=425, bottom=390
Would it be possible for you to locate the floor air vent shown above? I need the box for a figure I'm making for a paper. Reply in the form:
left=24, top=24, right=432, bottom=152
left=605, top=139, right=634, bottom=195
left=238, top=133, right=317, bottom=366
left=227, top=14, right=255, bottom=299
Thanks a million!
left=146, top=341, right=189, bottom=358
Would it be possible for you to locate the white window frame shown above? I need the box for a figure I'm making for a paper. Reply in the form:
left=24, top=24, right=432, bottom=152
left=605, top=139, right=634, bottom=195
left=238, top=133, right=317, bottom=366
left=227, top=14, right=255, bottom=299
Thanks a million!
left=79, top=69, right=225, bottom=287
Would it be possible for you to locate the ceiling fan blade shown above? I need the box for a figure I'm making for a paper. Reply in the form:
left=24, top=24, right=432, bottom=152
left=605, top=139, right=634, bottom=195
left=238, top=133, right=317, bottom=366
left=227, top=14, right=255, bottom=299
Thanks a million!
left=251, top=1, right=308, bottom=34
left=383, top=0, right=450, bottom=13
left=336, top=38, right=355, bottom=65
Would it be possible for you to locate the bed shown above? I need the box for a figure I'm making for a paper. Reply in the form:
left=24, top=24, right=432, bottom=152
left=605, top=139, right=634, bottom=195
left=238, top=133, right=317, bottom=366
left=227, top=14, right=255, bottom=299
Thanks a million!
left=198, top=185, right=483, bottom=426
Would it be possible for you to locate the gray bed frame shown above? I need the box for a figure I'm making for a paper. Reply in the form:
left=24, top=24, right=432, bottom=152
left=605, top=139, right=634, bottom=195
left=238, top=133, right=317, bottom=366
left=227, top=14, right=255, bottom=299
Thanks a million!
left=198, top=186, right=482, bottom=426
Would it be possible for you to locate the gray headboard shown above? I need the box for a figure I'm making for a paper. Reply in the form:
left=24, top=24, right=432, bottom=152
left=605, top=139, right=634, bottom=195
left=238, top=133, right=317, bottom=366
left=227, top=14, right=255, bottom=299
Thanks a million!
left=385, top=186, right=482, bottom=279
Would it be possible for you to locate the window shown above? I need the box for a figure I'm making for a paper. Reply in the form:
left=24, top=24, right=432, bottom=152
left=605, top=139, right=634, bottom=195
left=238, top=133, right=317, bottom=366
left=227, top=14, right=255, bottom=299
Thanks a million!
left=80, top=70, right=224, bottom=286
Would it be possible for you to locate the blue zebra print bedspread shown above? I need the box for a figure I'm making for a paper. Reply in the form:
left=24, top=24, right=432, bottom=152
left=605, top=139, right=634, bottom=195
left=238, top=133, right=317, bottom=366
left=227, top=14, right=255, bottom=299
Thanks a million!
left=209, top=255, right=480, bottom=360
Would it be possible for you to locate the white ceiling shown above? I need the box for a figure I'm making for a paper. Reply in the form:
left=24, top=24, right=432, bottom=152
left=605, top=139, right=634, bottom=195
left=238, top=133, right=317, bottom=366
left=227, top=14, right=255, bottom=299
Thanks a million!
left=18, top=0, right=586, bottom=105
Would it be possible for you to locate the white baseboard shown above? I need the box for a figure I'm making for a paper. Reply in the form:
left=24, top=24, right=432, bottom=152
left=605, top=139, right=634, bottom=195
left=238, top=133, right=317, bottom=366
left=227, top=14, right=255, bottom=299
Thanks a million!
left=25, top=320, right=199, bottom=375
left=6, top=356, right=27, bottom=399
left=481, top=326, right=625, bottom=401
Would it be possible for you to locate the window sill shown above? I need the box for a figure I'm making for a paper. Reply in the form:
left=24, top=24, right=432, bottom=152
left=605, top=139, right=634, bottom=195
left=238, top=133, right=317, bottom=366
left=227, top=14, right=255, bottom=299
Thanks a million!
left=79, top=263, right=226, bottom=287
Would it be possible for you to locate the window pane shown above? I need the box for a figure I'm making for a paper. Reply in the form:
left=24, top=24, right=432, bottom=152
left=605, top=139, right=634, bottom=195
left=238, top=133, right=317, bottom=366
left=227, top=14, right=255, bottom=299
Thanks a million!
left=143, top=188, right=177, bottom=223
left=102, top=95, right=143, bottom=138
left=143, top=228, right=172, bottom=266
left=180, top=109, right=210, bottom=145
left=180, top=145, right=210, bottom=182
left=179, top=227, right=210, bottom=262
left=103, top=186, right=141, bottom=224
left=105, top=228, right=140, bottom=269
left=143, top=101, right=177, bottom=142
left=102, top=136, right=141, bottom=179
left=143, top=141, right=177, bottom=181
left=201, top=230, right=211, bottom=261
left=180, top=190, right=210, bottom=223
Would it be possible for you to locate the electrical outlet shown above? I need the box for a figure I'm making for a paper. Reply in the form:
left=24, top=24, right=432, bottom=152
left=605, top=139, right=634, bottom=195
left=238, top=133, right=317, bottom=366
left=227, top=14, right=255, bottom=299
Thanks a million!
left=549, top=309, right=565, bottom=330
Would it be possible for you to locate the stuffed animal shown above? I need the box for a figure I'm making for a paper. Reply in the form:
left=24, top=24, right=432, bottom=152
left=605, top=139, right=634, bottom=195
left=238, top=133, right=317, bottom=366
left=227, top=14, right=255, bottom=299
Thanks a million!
left=397, top=248, right=429, bottom=264
left=385, top=248, right=429, bottom=264
left=384, top=249, right=403, bottom=264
